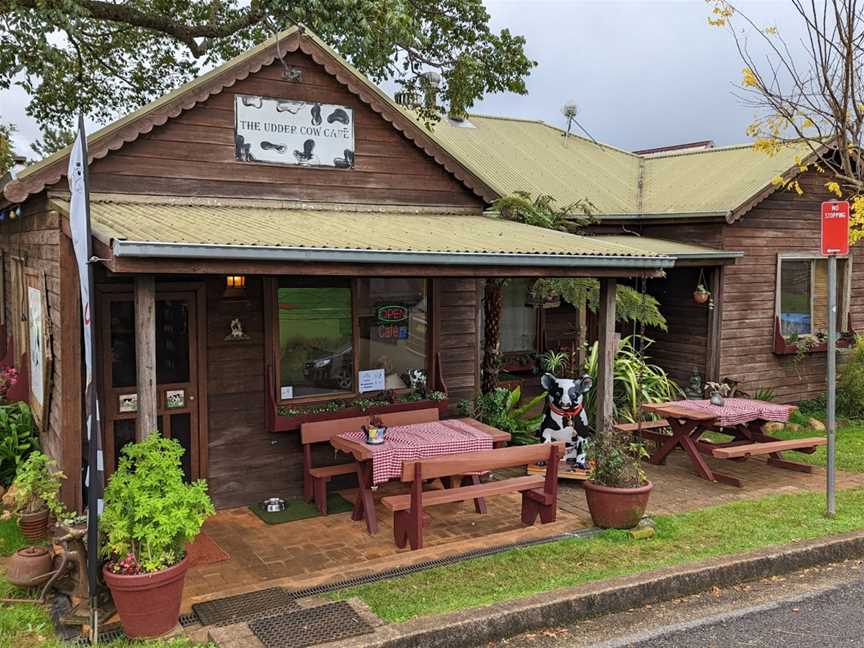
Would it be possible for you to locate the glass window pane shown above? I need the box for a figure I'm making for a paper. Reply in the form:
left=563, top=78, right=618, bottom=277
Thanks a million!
left=110, top=301, right=137, bottom=388
left=278, top=280, right=353, bottom=399
left=500, top=279, right=537, bottom=353
left=113, top=419, right=136, bottom=469
left=357, top=279, right=427, bottom=391
left=812, top=259, right=847, bottom=332
left=779, top=259, right=812, bottom=335
left=156, top=300, right=190, bottom=384
left=170, top=413, right=192, bottom=482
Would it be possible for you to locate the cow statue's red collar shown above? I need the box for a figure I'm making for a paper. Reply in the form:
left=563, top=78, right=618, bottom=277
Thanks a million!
left=548, top=401, right=583, bottom=418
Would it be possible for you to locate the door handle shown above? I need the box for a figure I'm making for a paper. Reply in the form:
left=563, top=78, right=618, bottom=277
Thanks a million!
left=188, top=395, right=195, bottom=401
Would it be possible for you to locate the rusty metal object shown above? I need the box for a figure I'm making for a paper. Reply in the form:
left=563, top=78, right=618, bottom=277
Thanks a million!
left=6, top=546, right=54, bottom=588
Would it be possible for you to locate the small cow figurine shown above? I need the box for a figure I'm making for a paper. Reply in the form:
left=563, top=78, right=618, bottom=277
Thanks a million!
left=538, top=373, right=594, bottom=468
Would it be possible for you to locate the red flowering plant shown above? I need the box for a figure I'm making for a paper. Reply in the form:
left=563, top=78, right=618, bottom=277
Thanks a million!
left=107, top=552, right=145, bottom=576
left=0, top=366, right=19, bottom=402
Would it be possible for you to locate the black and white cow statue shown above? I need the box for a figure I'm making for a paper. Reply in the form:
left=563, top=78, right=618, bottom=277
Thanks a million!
left=538, top=373, right=594, bottom=468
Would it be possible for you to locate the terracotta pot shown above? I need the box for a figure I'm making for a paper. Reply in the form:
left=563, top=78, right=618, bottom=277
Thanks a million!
left=103, top=555, right=189, bottom=638
left=583, top=480, right=653, bottom=529
left=19, top=508, right=49, bottom=541
left=693, top=290, right=710, bottom=304
left=6, top=546, right=54, bottom=588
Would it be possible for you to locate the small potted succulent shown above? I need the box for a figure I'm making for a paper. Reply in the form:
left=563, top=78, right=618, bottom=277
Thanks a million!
left=101, top=433, right=214, bottom=639
left=10, top=451, right=65, bottom=541
left=582, top=427, right=653, bottom=529
left=693, top=284, right=711, bottom=304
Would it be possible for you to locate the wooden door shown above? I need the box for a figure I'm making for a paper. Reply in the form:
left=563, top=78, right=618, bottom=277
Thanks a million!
left=98, top=285, right=205, bottom=480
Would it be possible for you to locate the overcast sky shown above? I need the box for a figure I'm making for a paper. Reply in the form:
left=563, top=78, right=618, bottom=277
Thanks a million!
left=3, top=0, right=799, bottom=156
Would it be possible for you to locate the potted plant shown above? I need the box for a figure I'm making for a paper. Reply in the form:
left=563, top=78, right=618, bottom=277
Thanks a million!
left=582, top=428, right=652, bottom=529
left=693, top=284, right=711, bottom=304
left=101, top=434, right=214, bottom=639
left=10, top=451, right=65, bottom=541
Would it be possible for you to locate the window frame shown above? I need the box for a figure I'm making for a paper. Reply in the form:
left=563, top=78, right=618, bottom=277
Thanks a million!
left=269, top=277, right=433, bottom=406
left=774, top=252, right=853, bottom=337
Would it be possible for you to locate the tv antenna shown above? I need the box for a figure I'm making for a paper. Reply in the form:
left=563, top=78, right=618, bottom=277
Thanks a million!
left=561, top=100, right=599, bottom=146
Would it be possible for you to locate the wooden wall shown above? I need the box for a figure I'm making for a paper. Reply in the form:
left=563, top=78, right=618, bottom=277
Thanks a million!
left=0, top=198, right=81, bottom=509
left=82, top=50, right=482, bottom=209
left=436, top=279, right=481, bottom=403
left=719, top=172, right=864, bottom=403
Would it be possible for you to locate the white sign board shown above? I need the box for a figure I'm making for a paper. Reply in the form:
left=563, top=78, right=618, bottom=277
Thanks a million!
left=234, top=95, right=355, bottom=168
left=358, top=369, right=386, bottom=394
left=27, top=286, right=43, bottom=409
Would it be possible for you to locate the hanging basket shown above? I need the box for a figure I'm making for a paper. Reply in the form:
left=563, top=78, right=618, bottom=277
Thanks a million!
left=693, top=289, right=711, bottom=305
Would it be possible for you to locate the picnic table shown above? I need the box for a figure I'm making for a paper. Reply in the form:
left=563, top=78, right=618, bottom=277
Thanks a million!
left=330, top=417, right=510, bottom=534
left=640, top=398, right=826, bottom=487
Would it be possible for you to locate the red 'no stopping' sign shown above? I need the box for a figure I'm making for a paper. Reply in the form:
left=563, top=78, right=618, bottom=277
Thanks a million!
left=821, top=201, right=850, bottom=256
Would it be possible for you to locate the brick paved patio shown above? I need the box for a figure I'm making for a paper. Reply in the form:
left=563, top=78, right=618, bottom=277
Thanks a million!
left=182, top=449, right=864, bottom=612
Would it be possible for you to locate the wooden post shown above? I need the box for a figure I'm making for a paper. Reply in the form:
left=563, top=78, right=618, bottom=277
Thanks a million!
left=134, top=277, right=158, bottom=440
left=705, top=266, right=723, bottom=382
left=596, top=278, right=616, bottom=434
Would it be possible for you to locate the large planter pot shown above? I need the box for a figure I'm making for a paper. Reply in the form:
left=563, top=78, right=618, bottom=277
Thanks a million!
left=583, top=480, right=653, bottom=529
left=103, top=555, right=190, bottom=639
left=18, top=508, right=49, bottom=541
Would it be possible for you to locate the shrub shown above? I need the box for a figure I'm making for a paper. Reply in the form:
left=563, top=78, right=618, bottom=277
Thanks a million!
left=101, top=433, right=215, bottom=574
left=0, top=402, right=39, bottom=487
left=458, top=386, right=545, bottom=445
left=587, top=427, right=649, bottom=488
left=11, top=451, right=65, bottom=516
left=838, top=337, right=864, bottom=419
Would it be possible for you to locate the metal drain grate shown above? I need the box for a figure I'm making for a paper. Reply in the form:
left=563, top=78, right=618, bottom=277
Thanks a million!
left=249, top=601, right=373, bottom=648
left=179, top=612, right=199, bottom=628
left=70, top=624, right=126, bottom=645
left=192, top=587, right=299, bottom=627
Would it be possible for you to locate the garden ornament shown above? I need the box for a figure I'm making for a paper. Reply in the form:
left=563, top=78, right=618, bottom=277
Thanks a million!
left=537, top=373, right=593, bottom=467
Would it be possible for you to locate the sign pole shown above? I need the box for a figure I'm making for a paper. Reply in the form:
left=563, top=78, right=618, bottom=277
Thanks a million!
left=827, top=253, right=837, bottom=517
left=820, top=199, right=847, bottom=518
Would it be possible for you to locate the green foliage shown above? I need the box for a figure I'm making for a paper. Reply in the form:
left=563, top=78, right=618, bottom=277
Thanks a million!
left=0, top=516, right=28, bottom=557
left=100, top=434, right=214, bottom=573
left=532, top=279, right=667, bottom=331
left=11, top=451, right=65, bottom=516
left=458, top=386, right=545, bottom=445
left=30, top=125, right=76, bottom=160
left=0, top=402, right=39, bottom=488
left=1, top=1, right=534, bottom=134
left=0, top=123, right=15, bottom=176
left=751, top=387, right=776, bottom=402
left=493, top=191, right=596, bottom=231
left=583, top=336, right=683, bottom=424
left=539, top=350, right=569, bottom=374
left=838, top=337, right=864, bottom=419
left=587, top=428, right=649, bottom=488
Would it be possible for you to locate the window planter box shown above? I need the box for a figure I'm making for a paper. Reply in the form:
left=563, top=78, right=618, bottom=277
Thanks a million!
left=268, top=398, right=450, bottom=432
left=772, top=317, right=856, bottom=356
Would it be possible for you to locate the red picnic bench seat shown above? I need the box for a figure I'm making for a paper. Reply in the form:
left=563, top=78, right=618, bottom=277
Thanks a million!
left=710, top=437, right=827, bottom=459
left=300, top=407, right=440, bottom=514
left=381, top=442, right=563, bottom=551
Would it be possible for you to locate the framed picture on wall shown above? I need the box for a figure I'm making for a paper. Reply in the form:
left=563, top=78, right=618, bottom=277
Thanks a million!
left=24, top=270, right=52, bottom=430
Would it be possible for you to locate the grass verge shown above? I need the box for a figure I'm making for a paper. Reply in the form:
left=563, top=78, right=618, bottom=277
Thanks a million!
left=331, top=487, right=864, bottom=623
left=772, top=417, right=864, bottom=473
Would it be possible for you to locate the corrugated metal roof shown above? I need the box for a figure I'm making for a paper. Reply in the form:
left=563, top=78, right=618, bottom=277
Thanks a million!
left=51, top=199, right=673, bottom=268
left=589, top=235, right=742, bottom=259
left=431, top=116, right=642, bottom=215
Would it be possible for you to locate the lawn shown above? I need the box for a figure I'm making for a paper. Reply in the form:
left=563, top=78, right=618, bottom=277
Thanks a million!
left=0, top=518, right=206, bottom=648
left=332, top=487, right=864, bottom=623
left=772, top=415, right=864, bottom=473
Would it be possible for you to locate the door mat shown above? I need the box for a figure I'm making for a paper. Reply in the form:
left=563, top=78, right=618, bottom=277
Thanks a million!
left=192, top=587, right=299, bottom=627
left=249, top=601, right=373, bottom=648
left=249, top=493, right=353, bottom=525
left=186, top=532, right=230, bottom=567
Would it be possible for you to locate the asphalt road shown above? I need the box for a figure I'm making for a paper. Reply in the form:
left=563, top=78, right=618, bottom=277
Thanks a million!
left=483, top=560, right=864, bottom=648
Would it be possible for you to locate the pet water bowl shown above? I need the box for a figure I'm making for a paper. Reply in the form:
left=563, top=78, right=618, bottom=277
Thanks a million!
left=262, top=497, right=286, bottom=513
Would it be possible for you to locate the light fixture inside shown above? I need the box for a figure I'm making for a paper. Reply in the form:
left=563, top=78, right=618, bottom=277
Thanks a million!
left=224, top=275, right=247, bottom=298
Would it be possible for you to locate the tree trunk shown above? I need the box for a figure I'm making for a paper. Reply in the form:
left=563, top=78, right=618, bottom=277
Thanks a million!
left=481, top=279, right=505, bottom=393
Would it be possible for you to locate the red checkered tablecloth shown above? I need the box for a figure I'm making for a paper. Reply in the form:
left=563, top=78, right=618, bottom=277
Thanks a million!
left=337, top=419, right=494, bottom=485
left=664, top=398, right=794, bottom=428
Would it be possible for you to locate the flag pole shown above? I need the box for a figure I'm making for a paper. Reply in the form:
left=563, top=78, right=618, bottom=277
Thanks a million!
left=69, top=114, right=104, bottom=644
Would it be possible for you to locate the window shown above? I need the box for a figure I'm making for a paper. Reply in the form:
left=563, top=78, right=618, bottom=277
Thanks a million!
left=499, top=279, right=538, bottom=353
left=274, top=278, right=428, bottom=402
left=777, top=255, right=850, bottom=336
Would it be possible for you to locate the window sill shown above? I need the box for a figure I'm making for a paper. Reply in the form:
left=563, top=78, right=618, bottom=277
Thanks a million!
left=269, top=397, right=450, bottom=432
left=772, top=317, right=856, bottom=355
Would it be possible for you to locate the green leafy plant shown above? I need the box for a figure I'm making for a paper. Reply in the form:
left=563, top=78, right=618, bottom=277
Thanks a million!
left=582, top=336, right=683, bottom=424
left=11, top=451, right=65, bottom=517
left=539, top=351, right=569, bottom=374
left=587, top=427, right=649, bottom=488
left=0, top=402, right=39, bottom=488
left=100, top=434, right=215, bottom=574
left=751, top=387, right=776, bottom=402
left=458, top=386, right=546, bottom=445
left=428, top=391, right=447, bottom=401
left=838, top=336, right=864, bottom=419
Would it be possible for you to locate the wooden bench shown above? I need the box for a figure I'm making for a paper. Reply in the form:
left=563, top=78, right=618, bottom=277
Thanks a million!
left=710, top=437, right=827, bottom=459
left=301, top=408, right=441, bottom=515
left=382, top=442, right=563, bottom=551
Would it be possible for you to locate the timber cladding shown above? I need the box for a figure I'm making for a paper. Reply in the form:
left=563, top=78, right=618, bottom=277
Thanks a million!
left=719, top=171, right=864, bottom=403
left=0, top=198, right=81, bottom=510
left=80, top=50, right=483, bottom=208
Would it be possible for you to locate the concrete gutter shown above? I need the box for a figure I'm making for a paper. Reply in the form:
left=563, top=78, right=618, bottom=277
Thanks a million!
left=326, top=530, right=864, bottom=648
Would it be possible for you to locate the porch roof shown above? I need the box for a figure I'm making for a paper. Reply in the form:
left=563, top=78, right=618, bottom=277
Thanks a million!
left=589, top=235, right=742, bottom=264
left=51, top=197, right=675, bottom=271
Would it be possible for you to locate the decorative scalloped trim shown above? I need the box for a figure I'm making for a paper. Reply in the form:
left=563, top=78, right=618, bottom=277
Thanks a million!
left=5, top=32, right=496, bottom=206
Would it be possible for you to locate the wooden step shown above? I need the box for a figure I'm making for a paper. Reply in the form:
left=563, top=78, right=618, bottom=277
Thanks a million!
left=309, top=462, right=358, bottom=478
left=382, top=475, right=545, bottom=511
left=711, top=438, right=827, bottom=459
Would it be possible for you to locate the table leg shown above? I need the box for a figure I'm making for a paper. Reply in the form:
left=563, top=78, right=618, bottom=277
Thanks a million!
left=650, top=419, right=699, bottom=465
left=351, top=461, right=378, bottom=535
left=668, top=422, right=743, bottom=488
left=767, top=453, right=814, bottom=473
